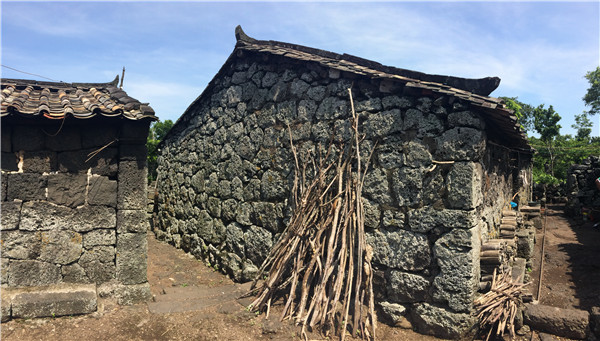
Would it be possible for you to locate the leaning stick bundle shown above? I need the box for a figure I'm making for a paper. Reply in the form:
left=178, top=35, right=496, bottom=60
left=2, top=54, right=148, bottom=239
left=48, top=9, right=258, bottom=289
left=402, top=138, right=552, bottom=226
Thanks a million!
left=474, top=268, right=529, bottom=340
left=246, top=89, right=376, bottom=341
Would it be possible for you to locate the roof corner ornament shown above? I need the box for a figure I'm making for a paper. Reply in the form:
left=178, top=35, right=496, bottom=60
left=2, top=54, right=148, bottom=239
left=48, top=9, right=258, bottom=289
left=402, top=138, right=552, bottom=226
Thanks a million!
left=110, top=75, right=119, bottom=87
left=235, top=25, right=256, bottom=43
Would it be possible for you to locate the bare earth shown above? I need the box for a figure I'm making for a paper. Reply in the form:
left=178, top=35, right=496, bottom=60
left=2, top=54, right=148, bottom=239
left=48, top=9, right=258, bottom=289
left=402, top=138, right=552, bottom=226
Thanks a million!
left=1, top=232, right=444, bottom=341
left=529, top=204, right=600, bottom=312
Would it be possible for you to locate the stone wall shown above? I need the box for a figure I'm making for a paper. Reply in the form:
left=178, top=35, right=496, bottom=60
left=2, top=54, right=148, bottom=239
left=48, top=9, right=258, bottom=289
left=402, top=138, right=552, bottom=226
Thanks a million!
left=1, top=119, right=151, bottom=305
left=155, top=50, right=530, bottom=338
left=566, top=156, right=600, bottom=218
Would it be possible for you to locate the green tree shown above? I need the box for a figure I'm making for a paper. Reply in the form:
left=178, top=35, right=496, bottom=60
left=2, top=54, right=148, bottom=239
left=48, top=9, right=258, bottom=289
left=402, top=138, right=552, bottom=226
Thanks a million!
left=583, top=66, right=600, bottom=116
left=531, top=104, right=561, bottom=177
left=500, top=96, right=535, bottom=133
left=147, top=119, right=174, bottom=183
left=572, top=113, right=593, bottom=141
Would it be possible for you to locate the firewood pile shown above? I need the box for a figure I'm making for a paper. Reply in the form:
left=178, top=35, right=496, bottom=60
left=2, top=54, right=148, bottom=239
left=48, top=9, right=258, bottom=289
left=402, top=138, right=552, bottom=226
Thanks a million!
left=474, top=268, right=528, bottom=340
left=246, top=90, right=376, bottom=341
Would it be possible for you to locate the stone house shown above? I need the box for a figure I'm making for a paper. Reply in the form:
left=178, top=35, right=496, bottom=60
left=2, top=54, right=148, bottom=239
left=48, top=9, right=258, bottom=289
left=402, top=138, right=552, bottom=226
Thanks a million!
left=154, top=26, right=533, bottom=338
left=1, top=77, right=156, bottom=320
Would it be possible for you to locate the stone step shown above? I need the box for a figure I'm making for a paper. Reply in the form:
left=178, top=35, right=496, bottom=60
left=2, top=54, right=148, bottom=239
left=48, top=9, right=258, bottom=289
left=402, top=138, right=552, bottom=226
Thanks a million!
left=512, top=257, right=526, bottom=284
left=4, top=284, right=97, bottom=320
left=521, top=206, right=541, bottom=213
left=525, top=303, right=590, bottom=339
left=502, top=210, right=517, bottom=217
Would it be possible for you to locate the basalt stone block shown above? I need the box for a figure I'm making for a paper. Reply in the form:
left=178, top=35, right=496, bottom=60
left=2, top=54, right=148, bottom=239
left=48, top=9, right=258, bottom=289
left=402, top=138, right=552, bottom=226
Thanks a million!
left=22, top=150, right=57, bottom=173
left=433, top=227, right=479, bottom=312
left=363, top=198, right=381, bottom=229
left=403, top=109, right=444, bottom=137
left=2, top=172, right=7, bottom=201
left=244, top=225, right=273, bottom=267
left=12, top=126, right=44, bottom=151
left=435, top=127, right=485, bottom=161
left=80, top=246, right=116, bottom=264
left=47, top=173, right=86, bottom=208
left=45, top=126, right=82, bottom=151
left=1, top=258, right=9, bottom=285
left=1, top=200, right=22, bottom=230
left=404, top=142, right=432, bottom=168
left=408, top=207, right=477, bottom=233
left=363, top=168, right=392, bottom=205
left=82, top=125, right=118, bottom=148
left=61, top=263, right=89, bottom=283
left=386, top=270, right=430, bottom=303
left=225, top=222, right=245, bottom=255
left=363, top=109, right=402, bottom=138
left=117, top=159, right=147, bottom=210
left=82, top=260, right=116, bottom=284
left=88, top=175, right=117, bottom=206
left=411, top=302, right=477, bottom=339
left=378, top=301, right=407, bottom=325
left=260, top=170, right=287, bottom=200
left=7, top=173, right=46, bottom=201
left=367, top=228, right=431, bottom=271
left=9, top=260, right=61, bottom=287
left=119, top=144, right=147, bottom=161
left=116, top=233, right=148, bottom=285
left=448, top=110, right=485, bottom=129
left=98, top=282, right=151, bottom=305
left=196, top=209, right=225, bottom=245
left=251, top=201, right=283, bottom=233
left=392, top=167, right=423, bottom=207
left=1, top=152, right=18, bottom=172
left=1, top=230, right=43, bottom=260
left=316, top=97, right=348, bottom=120
left=20, top=202, right=116, bottom=232
left=119, top=121, right=150, bottom=144
left=117, top=209, right=148, bottom=233
left=38, top=230, right=83, bottom=265
left=58, top=147, right=118, bottom=176
left=446, top=162, right=483, bottom=210
left=83, top=229, right=116, bottom=248
left=11, top=284, right=97, bottom=318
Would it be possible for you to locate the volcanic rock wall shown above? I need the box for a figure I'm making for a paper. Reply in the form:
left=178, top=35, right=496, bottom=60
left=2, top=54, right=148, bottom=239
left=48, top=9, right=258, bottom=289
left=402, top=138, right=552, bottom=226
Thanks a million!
left=155, top=51, right=529, bottom=338
left=566, top=156, right=600, bottom=219
left=1, top=120, right=151, bottom=306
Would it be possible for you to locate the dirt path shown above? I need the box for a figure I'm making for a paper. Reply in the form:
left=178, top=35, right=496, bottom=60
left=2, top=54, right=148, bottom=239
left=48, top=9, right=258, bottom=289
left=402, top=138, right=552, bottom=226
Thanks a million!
left=529, top=204, right=600, bottom=311
left=1, top=233, right=444, bottom=341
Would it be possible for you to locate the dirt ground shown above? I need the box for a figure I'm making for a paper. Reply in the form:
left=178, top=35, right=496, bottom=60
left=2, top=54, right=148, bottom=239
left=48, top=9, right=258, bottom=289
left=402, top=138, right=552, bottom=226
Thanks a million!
left=529, top=204, right=600, bottom=311
left=2, top=204, right=598, bottom=341
left=0, top=232, right=444, bottom=341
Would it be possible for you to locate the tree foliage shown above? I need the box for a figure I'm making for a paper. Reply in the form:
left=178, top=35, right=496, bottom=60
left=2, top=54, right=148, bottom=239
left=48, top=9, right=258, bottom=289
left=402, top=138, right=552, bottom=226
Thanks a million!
left=583, top=66, right=600, bottom=116
left=572, top=113, right=593, bottom=141
left=147, top=119, right=174, bottom=183
left=500, top=96, right=535, bottom=133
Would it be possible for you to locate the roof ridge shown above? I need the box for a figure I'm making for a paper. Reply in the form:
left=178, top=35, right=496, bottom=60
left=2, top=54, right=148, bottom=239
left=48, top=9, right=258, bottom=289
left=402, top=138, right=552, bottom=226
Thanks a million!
left=234, top=25, right=500, bottom=96
left=1, top=75, right=120, bottom=89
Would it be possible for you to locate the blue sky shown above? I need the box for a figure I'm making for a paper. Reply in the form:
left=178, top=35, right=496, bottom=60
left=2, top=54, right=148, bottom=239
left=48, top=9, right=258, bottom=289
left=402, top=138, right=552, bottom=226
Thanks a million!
left=2, top=1, right=599, bottom=137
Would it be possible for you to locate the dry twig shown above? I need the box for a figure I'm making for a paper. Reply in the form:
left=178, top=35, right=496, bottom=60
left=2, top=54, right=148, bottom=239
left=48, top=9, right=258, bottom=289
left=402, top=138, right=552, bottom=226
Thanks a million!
left=247, top=89, right=376, bottom=340
left=474, top=268, right=529, bottom=340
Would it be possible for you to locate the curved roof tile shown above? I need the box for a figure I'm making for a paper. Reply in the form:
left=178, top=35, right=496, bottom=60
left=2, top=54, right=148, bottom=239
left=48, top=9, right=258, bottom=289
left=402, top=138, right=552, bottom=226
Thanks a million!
left=1, top=76, right=157, bottom=121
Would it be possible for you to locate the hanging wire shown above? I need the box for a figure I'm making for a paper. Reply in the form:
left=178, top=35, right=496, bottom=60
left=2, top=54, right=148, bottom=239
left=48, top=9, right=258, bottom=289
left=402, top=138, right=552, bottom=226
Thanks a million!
left=1, top=64, right=62, bottom=82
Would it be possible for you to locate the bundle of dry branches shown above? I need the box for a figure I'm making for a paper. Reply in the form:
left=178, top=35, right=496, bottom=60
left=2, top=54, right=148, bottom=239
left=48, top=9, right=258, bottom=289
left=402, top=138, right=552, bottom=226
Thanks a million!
left=474, top=268, right=528, bottom=340
left=246, top=89, right=376, bottom=341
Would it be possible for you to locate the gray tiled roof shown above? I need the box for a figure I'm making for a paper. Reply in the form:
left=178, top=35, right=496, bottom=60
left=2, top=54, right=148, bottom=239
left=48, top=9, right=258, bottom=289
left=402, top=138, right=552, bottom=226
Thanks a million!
left=1, top=77, right=156, bottom=121
left=234, top=26, right=529, bottom=151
